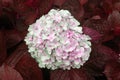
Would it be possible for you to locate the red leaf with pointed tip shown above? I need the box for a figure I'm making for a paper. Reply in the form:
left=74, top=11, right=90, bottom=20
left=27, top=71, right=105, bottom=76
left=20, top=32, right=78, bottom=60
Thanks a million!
left=50, top=69, right=94, bottom=80
left=0, top=31, right=7, bottom=66
left=15, top=52, right=43, bottom=80
left=83, top=27, right=102, bottom=42
left=104, top=61, right=120, bottom=80
left=0, top=64, right=23, bottom=80
left=84, top=44, right=118, bottom=76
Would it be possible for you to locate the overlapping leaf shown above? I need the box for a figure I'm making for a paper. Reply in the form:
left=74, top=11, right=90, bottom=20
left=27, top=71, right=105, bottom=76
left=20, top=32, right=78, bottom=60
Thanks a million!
left=83, top=44, right=118, bottom=76
left=104, top=61, right=120, bottom=80
left=5, top=43, right=27, bottom=68
left=0, top=64, right=23, bottom=80
left=61, top=0, right=84, bottom=20
left=83, top=27, right=101, bottom=42
left=15, top=46, right=43, bottom=80
left=83, top=19, right=114, bottom=42
left=50, top=69, right=94, bottom=80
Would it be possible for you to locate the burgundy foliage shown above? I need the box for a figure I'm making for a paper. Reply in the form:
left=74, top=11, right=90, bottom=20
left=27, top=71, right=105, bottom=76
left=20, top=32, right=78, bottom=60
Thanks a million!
left=0, top=0, right=120, bottom=80
left=0, top=31, right=6, bottom=66
left=104, top=61, right=120, bottom=80
left=0, top=64, right=23, bottom=80
left=15, top=53, right=43, bottom=80
left=83, top=27, right=102, bottom=42
left=51, top=69, right=94, bottom=80
left=54, top=0, right=67, bottom=6
left=83, top=44, right=118, bottom=76
left=60, top=0, right=84, bottom=21
left=4, top=29, right=23, bottom=49
left=83, top=19, right=114, bottom=42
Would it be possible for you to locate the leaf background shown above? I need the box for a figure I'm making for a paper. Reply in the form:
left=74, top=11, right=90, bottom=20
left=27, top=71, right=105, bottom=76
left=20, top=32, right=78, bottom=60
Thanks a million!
left=0, top=0, right=120, bottom=80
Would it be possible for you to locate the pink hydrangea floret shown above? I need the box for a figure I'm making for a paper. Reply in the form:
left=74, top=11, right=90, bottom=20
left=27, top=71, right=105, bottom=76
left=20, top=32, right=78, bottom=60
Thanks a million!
left=24, top=9, right=92, bottom=70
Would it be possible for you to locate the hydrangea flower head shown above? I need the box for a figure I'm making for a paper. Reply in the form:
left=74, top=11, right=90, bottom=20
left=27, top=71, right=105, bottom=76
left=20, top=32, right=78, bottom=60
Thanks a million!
left=25, top=9, right=92, bottom=70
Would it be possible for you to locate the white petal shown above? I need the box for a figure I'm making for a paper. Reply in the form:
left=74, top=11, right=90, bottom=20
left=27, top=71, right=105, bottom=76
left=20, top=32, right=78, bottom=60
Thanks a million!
left=41, top=56, right=50, bottom=61
left=70, top=27, right=83, bottom=33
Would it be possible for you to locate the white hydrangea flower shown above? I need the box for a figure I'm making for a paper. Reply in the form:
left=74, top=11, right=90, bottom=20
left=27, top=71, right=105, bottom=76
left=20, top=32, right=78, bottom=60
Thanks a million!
left=25, top=9, right=92, bottom=70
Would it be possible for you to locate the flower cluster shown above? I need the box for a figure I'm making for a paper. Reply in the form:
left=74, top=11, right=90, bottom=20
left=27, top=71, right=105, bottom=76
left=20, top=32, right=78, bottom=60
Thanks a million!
left=24, top=9, right=92, bottom=70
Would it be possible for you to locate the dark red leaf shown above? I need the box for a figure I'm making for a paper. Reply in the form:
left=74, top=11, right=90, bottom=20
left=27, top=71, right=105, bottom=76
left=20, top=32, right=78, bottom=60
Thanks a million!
left=83, top=19, right=114, bottom=42
left=24, top=9, right=39, bottom=25
left=1, top=0, right=14, bottom=7
left=15, top=51, right=43, bottom=80
left=108, top=10, right=120, bottom=26
left=114, top=38, right=120, bottom=53
left=83, top=27, right=102, bottom=42
left=83, top=0, right=107, bottom=19
left=0, top=31, right=7, bottom=66
left=54, top=0, right=67, bottom=6
left=13, top=1, right=38, bottom=25
left=50, top=69, right=94, bottom=80
left=102, top=0, right=113, bottom=15
left=83, top=44, right=118, bottom=76
left=5, top=43, right=27, bottom=68
left=1, top=0, right=13, bottom=4
left=15, top=18, right=28, bottom=31
left=61, top=0, right=84, bottom=20
left=13, top=0, right=40, bottom=25
left=24, top=0, right=40, bottom=9
left=14, top=0, right=53, bottom=25
left=5, top=29, right=23, bottom=49
left=114, top=25, right=120, bottom=36
left=102, top=0, right=120, bottom=13
left=114, top=2, right=120, bottom=11
left=107, top=10, right=120, bottom=36
left=38, top=0, right=54, bottom=16
left=104, top=61, right=120, bottom=80
left=4, top=42, right=43, bottom=80
left=0, top=64, right=23, bottom=80
left=79, top=0, right=88, bottom=5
